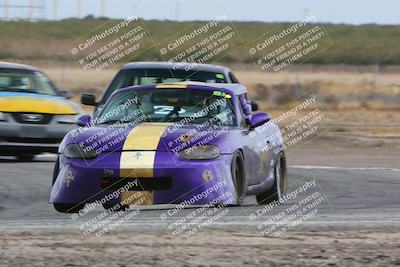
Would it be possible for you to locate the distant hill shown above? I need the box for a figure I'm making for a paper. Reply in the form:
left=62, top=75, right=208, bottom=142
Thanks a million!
left=0, top=18, right=399, bottom=65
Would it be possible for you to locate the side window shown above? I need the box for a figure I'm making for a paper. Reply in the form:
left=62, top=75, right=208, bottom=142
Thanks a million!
left=229, top=72, right=240, bottom=83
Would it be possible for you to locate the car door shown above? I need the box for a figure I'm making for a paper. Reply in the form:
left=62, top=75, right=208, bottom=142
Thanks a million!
left=250, top=119, right=278, bottom=185
left=237, top=93, right=277, bottom=185
left=235, top=95, right=263, bottom=185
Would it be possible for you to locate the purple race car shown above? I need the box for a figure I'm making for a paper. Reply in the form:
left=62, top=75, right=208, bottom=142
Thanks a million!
left=50, top=82, right=287, bottom=213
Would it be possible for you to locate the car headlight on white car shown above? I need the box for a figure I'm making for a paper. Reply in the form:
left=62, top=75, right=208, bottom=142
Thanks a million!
left=64, top=144, right=97, bottom=159
left=0, top=112, right=5, bottom=121
left=179, top=145, right=220, bottom=160
left=57, top=114, right=81, bottom=124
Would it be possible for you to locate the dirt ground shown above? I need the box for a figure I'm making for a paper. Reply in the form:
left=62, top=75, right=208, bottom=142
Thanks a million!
left=1, top=227, right=399, bottom=267
left=282, top=109, right=400, bottom=169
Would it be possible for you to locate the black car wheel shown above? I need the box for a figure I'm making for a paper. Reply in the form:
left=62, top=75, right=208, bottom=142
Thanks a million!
left=256, top=152, right=287, bottom=205
left=231, top=151, right=245, bottom=205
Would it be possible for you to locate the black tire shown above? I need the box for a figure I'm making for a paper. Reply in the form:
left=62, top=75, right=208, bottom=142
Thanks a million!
left=231, top=151, right=246, bottom=205
left=53, top=203, right=85, bottom=213
left=16, top=155, right=35, bottom=161
left=256, top=152, right=287, bottom=205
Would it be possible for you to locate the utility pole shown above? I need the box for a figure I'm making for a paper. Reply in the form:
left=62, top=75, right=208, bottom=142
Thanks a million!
left=77, top=0, right=81, bottom=18
left=53, top=0, right=57, bottom=20
left=175, top=1, right=180, bottom=21
left=100, top=0, right=105, bottom=17
left=3, top=0, right=8, bottom=20
left=0, top=0, right=45, bottom=20
left=28, top=0, right=33, bottom=20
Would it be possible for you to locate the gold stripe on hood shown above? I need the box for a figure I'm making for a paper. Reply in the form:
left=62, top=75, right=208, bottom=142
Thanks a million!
left=122, top=122, right=172, bottom=151
left=120, top=123, right=171, bottom=206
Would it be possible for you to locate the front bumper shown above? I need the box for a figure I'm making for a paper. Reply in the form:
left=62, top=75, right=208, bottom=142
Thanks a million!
left=0, top=141, right=60, bottom=154
left=0, top=121, right=76, bottom=154
left=49, top=152, right=237, bottom=206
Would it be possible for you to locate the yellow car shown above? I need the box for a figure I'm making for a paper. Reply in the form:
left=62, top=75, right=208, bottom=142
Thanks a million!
left=0, top=62, right=82, bottom=160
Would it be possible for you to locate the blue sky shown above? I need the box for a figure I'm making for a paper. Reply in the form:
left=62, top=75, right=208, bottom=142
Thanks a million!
left=4, top=0, right=400, bottom=25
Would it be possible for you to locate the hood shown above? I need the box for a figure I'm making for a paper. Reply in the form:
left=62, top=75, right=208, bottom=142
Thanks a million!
left=64, top=122, right=234, bottom=154
left=0, top=92, right=77, bottom=114
left=156, top=124, right=231, bottom=153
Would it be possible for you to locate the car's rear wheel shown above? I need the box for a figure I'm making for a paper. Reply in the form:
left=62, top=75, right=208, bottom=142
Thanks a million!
left=231, top=151, right=245, bottom=205
left=256, top=152, right=287, bottom=205
left=53, top=203, right=85, bottom=213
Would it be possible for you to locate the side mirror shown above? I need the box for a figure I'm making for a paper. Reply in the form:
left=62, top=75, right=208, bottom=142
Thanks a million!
left=250, top=100, right=259, bottom=112
left=250, top=112, right=271, bottom=129
left=76, top=115, right=91, bottom=127
left=81, top=93, right=97, bottom=106
left=61, top=90, right=73, bottom=99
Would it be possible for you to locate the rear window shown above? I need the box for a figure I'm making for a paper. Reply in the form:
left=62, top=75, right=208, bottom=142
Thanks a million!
left=103, top=68, right=227, bottom=101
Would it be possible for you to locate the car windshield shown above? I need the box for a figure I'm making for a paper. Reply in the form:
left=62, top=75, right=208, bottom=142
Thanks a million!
left=0, top=69, right=58, bottom=95
left=103, top=69, right=227, bottom=101
left=96, top=88, right=236, bottom=126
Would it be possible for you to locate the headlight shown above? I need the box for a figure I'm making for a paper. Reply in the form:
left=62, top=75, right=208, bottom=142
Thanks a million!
left=57, top=114, right=81, bottom=124
left=178, top=145, right=220, bottom=160
left=64, top=144, right=97, bottom=159
left=0, top=112, right=5, bottom=121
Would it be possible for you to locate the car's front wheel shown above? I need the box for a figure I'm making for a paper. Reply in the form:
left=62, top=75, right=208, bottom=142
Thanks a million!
left=256, top=152, right=287, bottom=205
left=231, top=151, right=246, bottom=205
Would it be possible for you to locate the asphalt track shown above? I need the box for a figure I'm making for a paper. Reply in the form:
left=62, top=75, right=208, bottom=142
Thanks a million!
left=0, top=154, right=399, bottom=232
